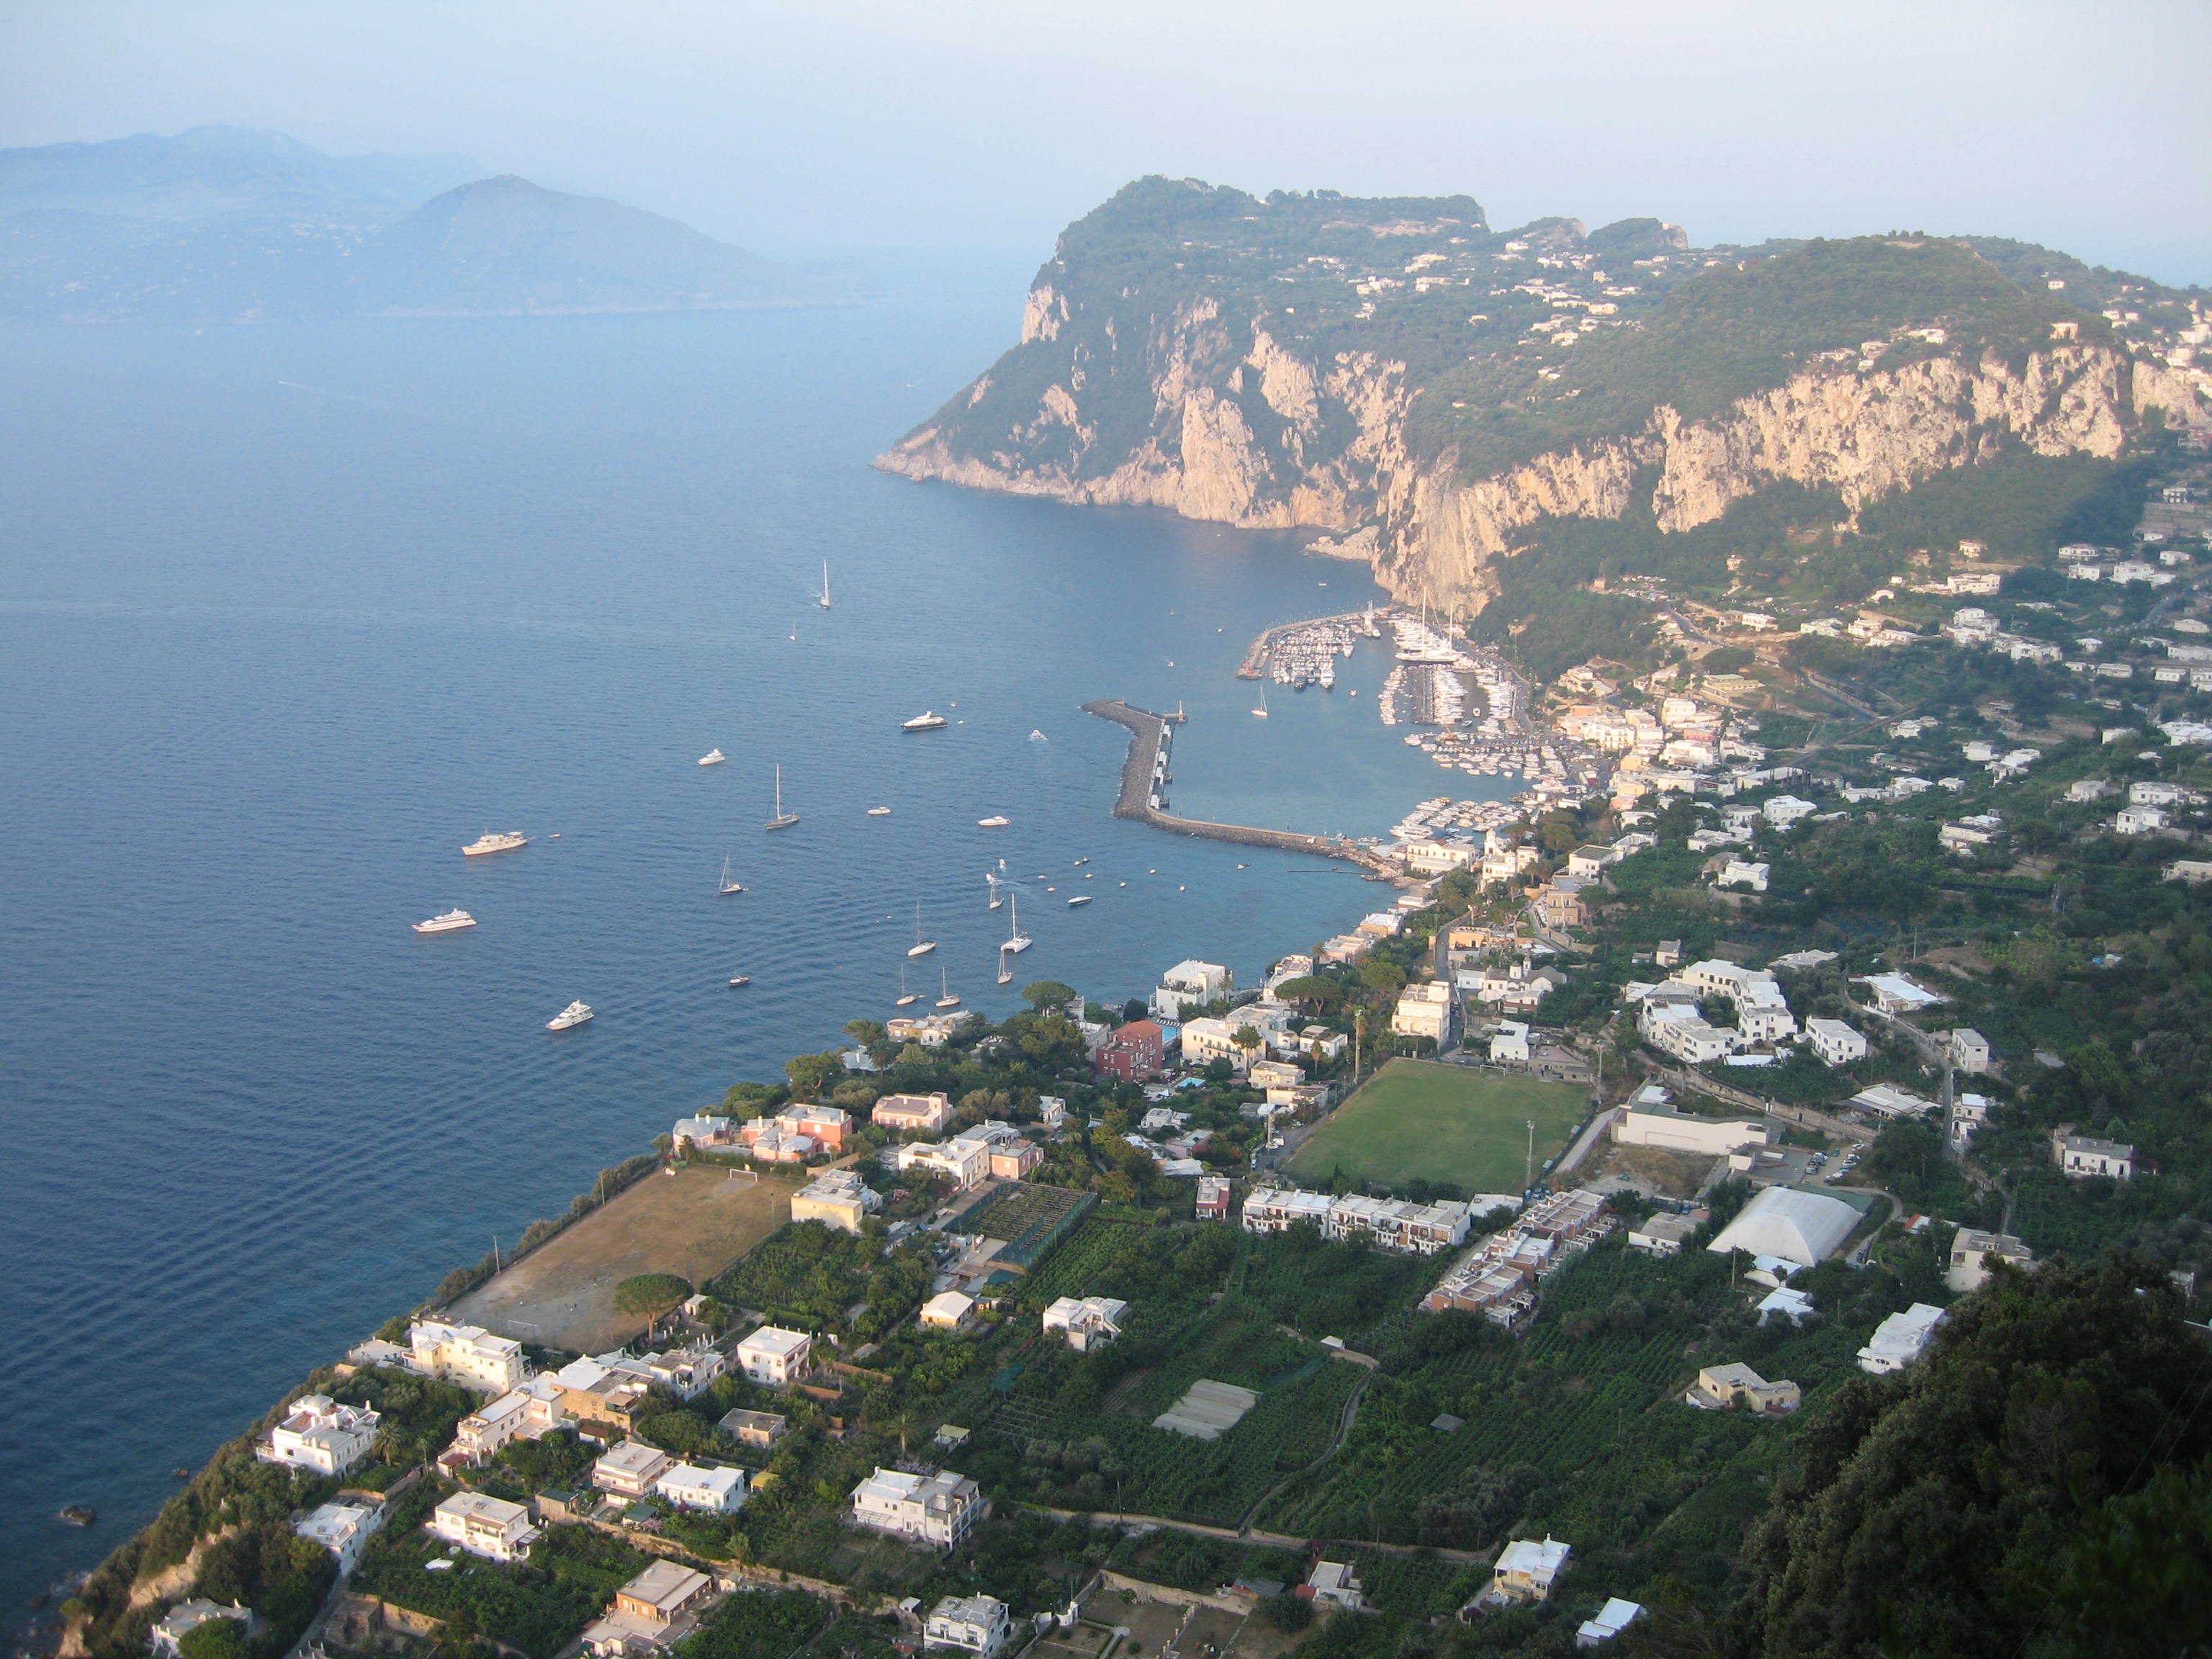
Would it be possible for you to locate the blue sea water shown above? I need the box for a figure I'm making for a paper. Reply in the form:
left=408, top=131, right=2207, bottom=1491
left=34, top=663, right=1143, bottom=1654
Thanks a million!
left=0, top=275, right=1503, bottom=1619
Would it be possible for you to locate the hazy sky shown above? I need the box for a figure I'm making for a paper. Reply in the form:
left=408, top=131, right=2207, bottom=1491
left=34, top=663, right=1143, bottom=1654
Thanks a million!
left=6, top=0, right=2208, bottom=283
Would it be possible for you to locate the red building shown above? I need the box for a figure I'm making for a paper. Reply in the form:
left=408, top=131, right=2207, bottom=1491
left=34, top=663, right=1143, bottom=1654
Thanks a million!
left=1095, top=1020, right=1166, bottom=1082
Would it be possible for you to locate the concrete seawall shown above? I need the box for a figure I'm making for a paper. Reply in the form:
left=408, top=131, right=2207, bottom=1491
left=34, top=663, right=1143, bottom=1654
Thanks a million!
left=1082, top=699, right=1385, bottom=868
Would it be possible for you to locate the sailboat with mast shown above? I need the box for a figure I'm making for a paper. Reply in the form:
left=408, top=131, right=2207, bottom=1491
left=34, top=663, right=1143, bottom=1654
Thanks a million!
left=907, top=901, right=936, bottom=957
left=765, top=765, right=799, bottom=831
left=1002, top=891, right=1031, bottom=954
left=816, top=561, right=832, bottom=609
left=718, top=857, right=747, bottom=895
left=997, top=951, right=1014, bottom=986
left=935, top=966, right=961, bottom=1010
left=1251, top=686, right=1269, bottom=718
left=986, top=873, right=1004, bottom=910
left=894, top=965, right=920, bottom=1007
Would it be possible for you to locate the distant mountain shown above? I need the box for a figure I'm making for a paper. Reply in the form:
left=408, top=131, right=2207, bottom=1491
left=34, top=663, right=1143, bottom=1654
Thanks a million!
left=0, top=125, right=483, bottom=225
left=0, top=127, right=861, bottom=322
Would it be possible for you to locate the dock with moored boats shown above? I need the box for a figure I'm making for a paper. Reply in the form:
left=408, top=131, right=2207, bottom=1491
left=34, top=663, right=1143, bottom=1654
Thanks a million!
left=1236, top=606, right=1388, bottom=683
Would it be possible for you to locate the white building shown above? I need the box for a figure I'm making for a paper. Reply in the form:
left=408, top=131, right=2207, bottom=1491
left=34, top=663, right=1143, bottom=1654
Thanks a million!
left=653, top=1462, right=747, bottom=1514
left=1626, top=1213, right=1696, bottom=1255
left=1859, top=973, right=1947, bottom=1014
left=1707, top=1187, right=1861, bottom=1268
left=148, top=1604, right=249, bottom=1659
left=920, top=1290, right=976, bottom=1331
left=1638, top=999, right=1739, bottom=1064
left=1804, top=1017, right=1868, bottom=1067
left=735, top=1326, right=813, bottom=1388
left=258, top=1394, right=380, bottom=1477
left=1613, top=1108, right=1771, bottom=1159
left=1673, top=961, right=1797, bottom=1044
left=1577, top=1599, right=1645, bottom=1648
left=444, top=1376, right=567, bottom=1467
left=923, top=1593, right=1012, bottom=1656
left=1948, top=1229, right=2033, bottom=1293
left=1858, top=1303, right=1947, bottom=1374
left=1491, top=1537, right=1572, bottom=1604
left=849, top=1467, right=986, bottom=1547
left=2116, top=805, right=2170, bottom=835
left=1040, top=1296, right=1128, bottom=1352
left=1154, top=960, right=1233, bottom=1020
left=2054, top=1131, right=2135, bottom=1180
left=295, top=1501, right=382, bottom=1571
left=428, top=1491, right=539, bottom=1562
left=1490, top=1020, right=1532, bottom=1065
left=1762, top=795, right=1819, bottom=827
left=593, top=1439, right=674, bottom=1499
left=1307, top=1561, right=1364, bottom=1611
left=407, top=1321, right=529, bottom=1394
left=1390, top=981, right=1456, bottom=1043
left=1717, top=859, right=1770, bottom=892
left=1241, top=1187, right=1470, bottom=1254
left=791, top=1167, right=883, bottom=1233
left=1947, top=1028, right=1992, bottom=1073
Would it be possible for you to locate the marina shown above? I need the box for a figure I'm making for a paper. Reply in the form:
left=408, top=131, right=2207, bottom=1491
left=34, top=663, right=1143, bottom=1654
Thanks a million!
left=1236, top=605, right=1383, bottom=683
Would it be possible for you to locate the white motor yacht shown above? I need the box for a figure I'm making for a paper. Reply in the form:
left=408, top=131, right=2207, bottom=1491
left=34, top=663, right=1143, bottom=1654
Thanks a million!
left=977, top=815, right=1010, bottom=828
left=902, top=710, right=948, bottom=732
left=461, top=831, right=528, bottom=856
left=547, top=1000, right=593, bottom=1030
left=698, top=748, right=726, bottom=766
left=413, top=909, right=476, bottom=934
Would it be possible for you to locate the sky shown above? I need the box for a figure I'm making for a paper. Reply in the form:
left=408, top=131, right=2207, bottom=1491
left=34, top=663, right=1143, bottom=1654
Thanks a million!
left=4, top=0, right=2209, bottom=284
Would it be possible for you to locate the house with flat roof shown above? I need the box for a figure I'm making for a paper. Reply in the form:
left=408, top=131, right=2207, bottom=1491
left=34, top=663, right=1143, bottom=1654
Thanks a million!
left=1947, top=1028, right=1992, bottom=1073
left=923, top=1593, right=1012, bottom=1656
left=407, top=1321, right=529, bottom=1394
left=716, top=1408, right=788, bottom=1449
left=873, top=1092, right=953, bottom=1134
left=1306, top=1561, right=1364, bottom=1611
left=1195, top=1174, right=1233, bottom=1220
left=1489, top=1537, right=1571, bottom=1604
left=258, top=1394, right=380, bottom=1477
left=442, top=1375, right=566, bottom=1470
left=148, top=1603, right=249, bottom=1659
left=1094, top=1020, right=1166, bottom=1082
left=1627, top=1213, right=1696, bottom=1255
left=1041, top=1295, right=1128, bottom=1352
left=428, top=1491, right=538, bottom=1562
left=1154, top=961, right=1232, bottom=1020
left=581, top=1562, right=714, bottom=1658
left=736, top=1326, right=813, bottom=1388
left=592, top=1439, right=673, bottom=1499
left=1686, top=1363, right=1800, bottom=1415
left=1858, top=1303, right=1946, bottom=1374
left=1576, top=1599, right=1644, bottom=1648
left=1948, top=1229, right=2033, bottom=1292
left=654, top=1462, right=747, bottom=1514
left=295, top=1501, right=382, bottom=1571
left=791, top=1167, right=882, bottom=1233
left=1804, top=1017, right=1867, bottom=1067
left=849, top=1466, right=986, bottom=1547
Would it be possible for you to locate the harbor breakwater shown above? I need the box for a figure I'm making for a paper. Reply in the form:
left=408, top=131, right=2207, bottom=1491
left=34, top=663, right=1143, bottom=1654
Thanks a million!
left=1082, top=700, right=1388, bottom=869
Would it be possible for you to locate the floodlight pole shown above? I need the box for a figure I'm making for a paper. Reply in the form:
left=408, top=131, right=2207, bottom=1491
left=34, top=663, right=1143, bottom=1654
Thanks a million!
left=1526, top=1120, right=1536, bottom=1190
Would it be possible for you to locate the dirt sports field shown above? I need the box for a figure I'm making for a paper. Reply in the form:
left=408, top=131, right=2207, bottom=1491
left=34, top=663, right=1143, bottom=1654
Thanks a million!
left=1286, top=1059, right=1588, bottom=1195
left=450, top=1165, right=799, bottom=1352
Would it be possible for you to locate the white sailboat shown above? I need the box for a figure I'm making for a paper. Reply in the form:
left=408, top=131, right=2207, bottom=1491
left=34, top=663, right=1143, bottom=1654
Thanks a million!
left=765, top=765, right=799, bottom=830
left=816, top=560, right=832, bottom=609
left=1252, top=687, right=1269, bottom=718
left=986, top=873, right=1003, bottom=910
left=1003, top=891, right=1031, bottom=953
left=997, top=951, right=1014, bottom=986
left=718, top=856, right=746, bottom=895
left=895, top=965, right=920, bottom=1007
left=907, top=900, right=936, bottom=957
left=935, top=966, right=961, bottom=1009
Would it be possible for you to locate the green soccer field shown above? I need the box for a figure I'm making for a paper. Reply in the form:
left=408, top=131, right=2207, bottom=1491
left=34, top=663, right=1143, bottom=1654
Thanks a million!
left=1285, top=1060, right=1590, bottom=1196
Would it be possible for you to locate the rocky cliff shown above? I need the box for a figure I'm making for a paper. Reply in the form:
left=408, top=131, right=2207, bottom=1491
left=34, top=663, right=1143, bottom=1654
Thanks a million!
left=878, top=179, right=2208, bottom=608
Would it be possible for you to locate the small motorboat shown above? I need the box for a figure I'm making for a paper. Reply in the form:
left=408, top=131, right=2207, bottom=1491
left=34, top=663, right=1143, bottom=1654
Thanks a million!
left=59, top=1506, right=96, bottom=1527
left=1067, top=895, right=1093, bottom=907
left=728, top=974, right=751, bottom=987
left=1073, top=858, right=1089, bottom=866
left=698, top=748, right=726, bottom=766
left=978, top=815, right=1010, bottom=828
left=866, top=806, right=891, bottom=816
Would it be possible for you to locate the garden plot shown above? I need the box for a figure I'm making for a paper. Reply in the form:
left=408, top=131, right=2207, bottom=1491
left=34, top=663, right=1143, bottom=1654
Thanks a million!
left=1154, top=1379, right=1259, bottom=1439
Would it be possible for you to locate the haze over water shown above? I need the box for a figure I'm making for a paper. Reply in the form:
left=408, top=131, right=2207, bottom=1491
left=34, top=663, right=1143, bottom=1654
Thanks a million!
left=0, top=276, right=1504, bottom=1614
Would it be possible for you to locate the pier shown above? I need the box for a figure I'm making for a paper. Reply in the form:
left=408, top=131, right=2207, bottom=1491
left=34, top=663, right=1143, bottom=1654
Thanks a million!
left=1236, top=608, right=1386, bottom=680
left=1082, top=699, right=1386, bottom=868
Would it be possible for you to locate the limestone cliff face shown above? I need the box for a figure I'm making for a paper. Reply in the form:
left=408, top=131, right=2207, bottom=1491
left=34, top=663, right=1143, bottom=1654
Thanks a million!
left=881, top=224, right=2205, bottom=608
